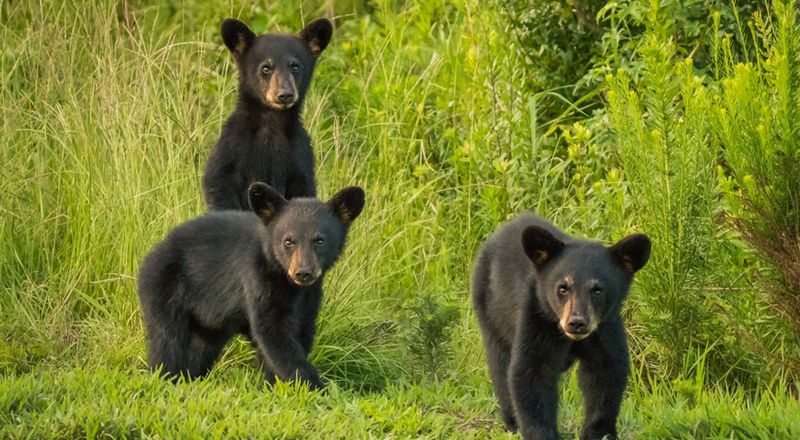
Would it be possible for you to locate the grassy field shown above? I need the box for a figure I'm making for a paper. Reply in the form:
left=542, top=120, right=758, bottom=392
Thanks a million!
left=1, top=0, right=799, bottom=438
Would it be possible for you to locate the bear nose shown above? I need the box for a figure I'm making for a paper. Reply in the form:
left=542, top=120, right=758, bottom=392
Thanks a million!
left=567, top=316, right=588, bottom=334
left=277, top=92, right=294, bottom=104
left=294, top=270, right=314, bottom=283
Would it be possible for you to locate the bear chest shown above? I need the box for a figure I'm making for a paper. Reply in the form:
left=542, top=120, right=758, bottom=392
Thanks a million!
left=242, top=131, right=300, bottom=192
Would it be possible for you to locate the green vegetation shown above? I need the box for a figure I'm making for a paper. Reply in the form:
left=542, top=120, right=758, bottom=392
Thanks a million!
left=1, top=0, right=798, bottom=438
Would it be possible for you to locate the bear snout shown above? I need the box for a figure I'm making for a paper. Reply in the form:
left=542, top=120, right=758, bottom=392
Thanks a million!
left=277, top=91, right=295, bottom=104
left=265, top=73, right=299, bottom=110
left=559, top=315, right=598, bottom=341
left=558, top=313, right=596, bottom=341
left=567, top=316, right=588, bottom=334
left=287, top=251, right=322, bottom=286
left=292, top=269, right=316, bottom=286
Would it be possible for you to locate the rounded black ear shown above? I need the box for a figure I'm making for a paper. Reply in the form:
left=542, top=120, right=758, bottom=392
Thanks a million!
left=327, top=186, right=365, bottom=227
left=298, top=18, right=333, bottom=56
left=609, top=233, right=651, bottom=275
left=248, top=182, right=287, bottom=224
left=521, top=226, right=565, bottom=268
left=221, top=19, right=256, bottom=59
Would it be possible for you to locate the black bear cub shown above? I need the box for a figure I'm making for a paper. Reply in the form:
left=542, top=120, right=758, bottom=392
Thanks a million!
left=472, top=214, right=651, bottom=440
left=137, top=182, right=364, bottom=389
left=203, top=18, right=333, bottom=210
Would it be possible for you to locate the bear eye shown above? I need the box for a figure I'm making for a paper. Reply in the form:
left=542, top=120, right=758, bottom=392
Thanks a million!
left=313, top=237, right=325, bottom=247
left=557, top=284, right=569, bottom=296
left=261, top=65, right=272, bottom=75
left=289, top=62, right=300, bottom=73
left=591, top=286, right=604, bottom=298
left=283, top=238, right=294, bottom=248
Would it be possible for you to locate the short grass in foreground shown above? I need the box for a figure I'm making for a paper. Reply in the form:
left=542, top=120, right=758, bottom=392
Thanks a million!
left=0, top=366, right=506, bottom=439
left=2, top=365, right=799, bottom=439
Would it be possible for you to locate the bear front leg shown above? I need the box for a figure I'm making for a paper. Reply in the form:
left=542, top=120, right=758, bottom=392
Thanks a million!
left=296, top=285, right=323, bottom=355
left=247, top=297, right=325, bottom=390
left=576, top=318, right=630, bottom=440
left=202, top=145, right=247, bottom=211
left=246, top=336, right=278, bottom=385
left=508, top=308, right=569, bottom=440
left=483, top=331, right=518, bottom=432
left=509, top=348, right=563, bottom=440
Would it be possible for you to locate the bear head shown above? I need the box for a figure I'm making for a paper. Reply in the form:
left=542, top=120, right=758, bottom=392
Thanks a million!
left=221, top=18, right=333, bottom=111
left=521, top=227, right=651, bottom=341
left=247, top=182, right=364, bottom=287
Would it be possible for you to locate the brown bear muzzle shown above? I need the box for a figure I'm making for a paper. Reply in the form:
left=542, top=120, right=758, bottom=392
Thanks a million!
left=265, top=73, right=298, bottom=110
left=287, top=247, right=321, bottom=286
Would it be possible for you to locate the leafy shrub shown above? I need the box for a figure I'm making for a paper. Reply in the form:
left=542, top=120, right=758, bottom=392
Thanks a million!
left=605, top=0, right=800, bottom=384
left=397, top=293, right=460, bottom=380
left=607, top=36, right=719, bottom=379
left=715, top=0, right=800, bottom=372
left=501, top=0, right=760, bottom=122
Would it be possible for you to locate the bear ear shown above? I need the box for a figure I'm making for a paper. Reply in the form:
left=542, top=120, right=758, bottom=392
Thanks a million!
left=298, top=18, right=333, bottom=57
left=327, top=186, right=365, bottom=227
left=609, top=233, right=651, bottom=275
left=221, top=19, right=256, bottom=59
left=248, top=182, right=287, bottom=224
left=521, top=226, right=565, bottom=269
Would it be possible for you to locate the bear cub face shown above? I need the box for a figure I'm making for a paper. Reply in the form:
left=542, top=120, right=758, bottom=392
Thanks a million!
left=222, top=18, right=333, bottom=111
left=248, top=182, right=364, bottom=286
left=522, top=226, right=651, bottom=341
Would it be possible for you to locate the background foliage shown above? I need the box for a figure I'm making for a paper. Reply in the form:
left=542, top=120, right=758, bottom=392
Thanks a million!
left=1, top=0, right=798, bottom=437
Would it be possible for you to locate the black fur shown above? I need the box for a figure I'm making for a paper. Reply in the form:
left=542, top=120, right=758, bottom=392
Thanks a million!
left=472, top=214, right=651, bottom=440
left=203, top=18, right=333, bottom=210
left=137, top=183, right=364, bottom=389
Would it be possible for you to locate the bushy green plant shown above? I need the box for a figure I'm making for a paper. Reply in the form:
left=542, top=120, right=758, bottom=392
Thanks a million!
left=605, top=0, right=800, bottom=384
left=714, top=0, right=800, bottom=372
left=607, top=36, right=720, bottom=378
left=501, top=0, right=760, bottom=122
left=397, top=293, right=460, bottom=380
